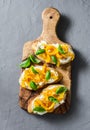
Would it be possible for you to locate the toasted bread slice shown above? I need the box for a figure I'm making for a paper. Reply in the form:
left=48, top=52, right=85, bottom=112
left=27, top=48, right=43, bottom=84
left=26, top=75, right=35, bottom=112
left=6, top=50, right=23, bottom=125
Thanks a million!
left=27, top=84, right=68, bottom=115
left=19, top=65, right=63, bottom=90
left=32, top=41, right=75, bottom=65
left=19, top=86, right=70, bottom=114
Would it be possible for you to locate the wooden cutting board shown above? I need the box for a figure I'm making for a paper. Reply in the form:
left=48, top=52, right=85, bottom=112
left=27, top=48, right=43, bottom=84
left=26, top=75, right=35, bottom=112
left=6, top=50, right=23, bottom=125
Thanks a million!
left=19, top=7, right=71, bottom=114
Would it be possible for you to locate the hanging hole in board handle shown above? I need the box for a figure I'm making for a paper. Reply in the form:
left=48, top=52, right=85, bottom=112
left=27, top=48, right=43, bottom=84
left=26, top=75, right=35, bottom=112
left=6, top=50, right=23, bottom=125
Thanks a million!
left=50, top=16, right=53, bottom=19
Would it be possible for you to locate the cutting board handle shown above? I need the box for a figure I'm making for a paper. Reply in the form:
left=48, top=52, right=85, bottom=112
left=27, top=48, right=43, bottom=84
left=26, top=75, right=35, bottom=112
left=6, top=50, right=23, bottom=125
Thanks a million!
left=41, top=7, right=60, bottom=39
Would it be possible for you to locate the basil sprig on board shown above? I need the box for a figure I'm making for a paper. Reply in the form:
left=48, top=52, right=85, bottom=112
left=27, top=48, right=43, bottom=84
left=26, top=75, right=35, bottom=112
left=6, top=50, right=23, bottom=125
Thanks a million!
left=58, top=44, right=65, bottom=54
left=20, top=58, right=30, bottom=68
left=45, top=70, right=51, bottom=81
left=29, top=55, right=41, bottom=63
left=20, top=55, right=41, bottom=68
left=30, top=81, right=37, bottom=90
left=33, top=106, right=45, bottom=112
left=51, top=55, right=57, bottom=64
left=56, top=86, right=67, bottom=94
left=48, top=96, right=59, bottom=103
left=36, top=49, right=45, bottom=55
left=31, top=66, right=39, bottom=74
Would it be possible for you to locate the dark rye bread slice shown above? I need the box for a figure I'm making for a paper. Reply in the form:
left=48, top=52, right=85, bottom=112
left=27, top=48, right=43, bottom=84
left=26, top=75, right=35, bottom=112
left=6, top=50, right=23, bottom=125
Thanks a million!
left=19, top=7, right=72, bottom=114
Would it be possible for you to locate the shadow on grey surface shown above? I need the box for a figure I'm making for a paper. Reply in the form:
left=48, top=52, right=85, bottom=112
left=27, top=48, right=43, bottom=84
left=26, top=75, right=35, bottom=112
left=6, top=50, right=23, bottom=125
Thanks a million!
left=32, top=15, right=88, bottom=122
left=56, top=14, right=71, bottom=42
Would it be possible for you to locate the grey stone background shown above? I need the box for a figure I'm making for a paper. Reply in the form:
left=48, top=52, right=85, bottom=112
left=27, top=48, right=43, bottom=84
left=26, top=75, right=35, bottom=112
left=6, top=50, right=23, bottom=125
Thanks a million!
left=0, top=0, right=90, bottom=130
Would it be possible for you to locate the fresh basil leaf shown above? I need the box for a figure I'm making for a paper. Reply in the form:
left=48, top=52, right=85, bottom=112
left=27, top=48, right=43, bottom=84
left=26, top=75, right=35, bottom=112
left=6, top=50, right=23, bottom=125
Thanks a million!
left=51, top=55, right=57, bottom=64
left=56, top=86, right=67, bottom=94
left=45, top=70, right=51, bottom=81
left=20, top=58, right=30, bottom=68
left=36, top=49, right=45, bottom=55
left=48, top=96, right=59, bottom=103
left=58, top=44, right=65, bottom=54
left=29, top=55, right=41, bottom=63
left=33, top=106, right=45, bottom=112
left=30, top=81, right=37, bottom=90
left=31, top=66, right=39, bottom=74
